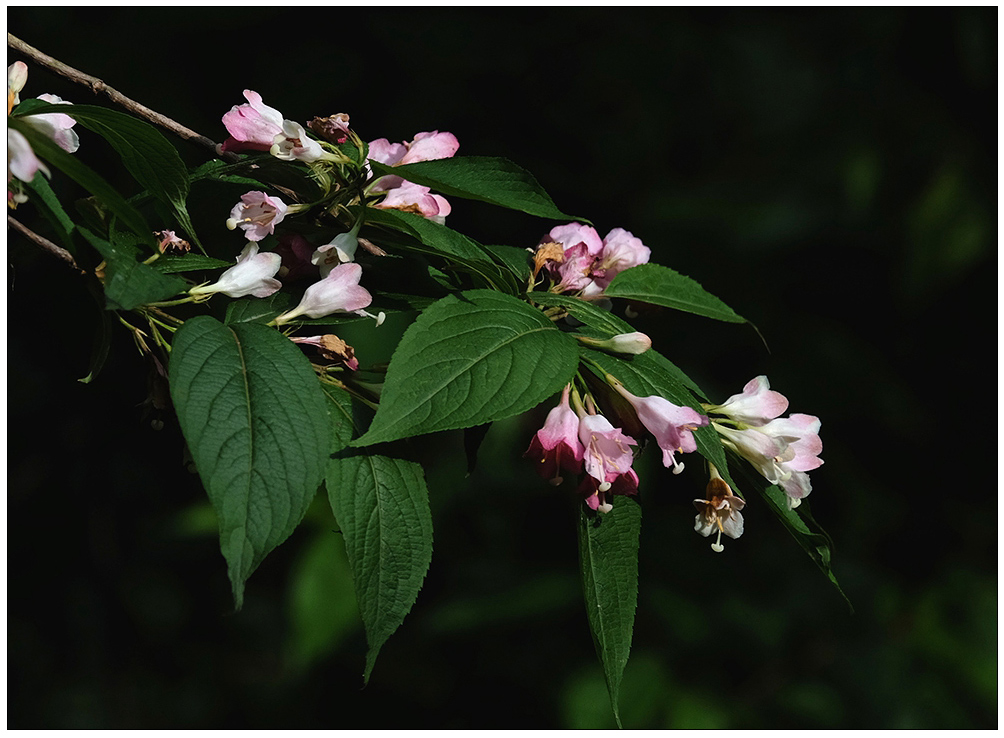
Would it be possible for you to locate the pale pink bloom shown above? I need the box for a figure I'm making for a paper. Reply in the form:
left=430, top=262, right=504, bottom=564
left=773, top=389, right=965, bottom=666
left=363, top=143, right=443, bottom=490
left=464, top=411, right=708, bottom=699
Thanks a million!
left=708, top=376, right=789, bottom=426
left=591, top=228, right=650, bottom=288
left=714, top=413, right=823, bottom=507
left=548, top=222, right=604, bottom=257
left=190, top=242, right=281, bottom=299
left=271, top=119, right=326, bottom=163
left=693, top=475, right=745, bottom=552
left=398, top=130, right=460, bottom=165
left=374, top=181, right=452, bottom=224
left=155, top=229, right=190, bottom=254
left=552, top=242, right=598, bottom=293
left=578, top=413, right=637, bottom=489
left=8, top=62, right=28, bottom=112
left=7, top=127, right=48, bottom=182
left=226, top=191, right=288, bottom=242
left=524, top=385, right=584, bottom=485
left=221, top=90, right=285, bottom=153
left=367, top=130, right=459, bottom=192
left=26, top=94, right=79, bottom=153
left=614, top=384, right=708, bottom=473
left=311, top=225, right=363, bottom=276
left=579, top=468, right=639, bottom=513
left=274, top=263, right=377, bottom=323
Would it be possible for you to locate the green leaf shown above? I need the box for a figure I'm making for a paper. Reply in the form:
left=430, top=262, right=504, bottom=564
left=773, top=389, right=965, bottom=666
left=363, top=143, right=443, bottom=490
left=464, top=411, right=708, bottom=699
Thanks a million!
left=371, top=156, right=586, bottom=221
left=78, top=282, right=113, bottom=384
left=353, top=290, right=579, bottom=446
left=321, top=382, right=358, bottom=454
left=360, top=206, right=514, bottom=291
left=79, top=227, right=187, bottom=310
left=484, top=243, right=532, bottom=285
left=9, top=117, right=151, bottom=240
left=26, top=102, right=202, bottom=250
left=578, top=497, right=642, bottom=728
left=604, top=263, right=745, bottom=323
left=223, top=292, right=293, bottom=325
left=22, top=173, right=77, bottom=252
left=152, top=254, right=232, bottom=274
left=169, top=316, right=331, bottom=609
left=326, top=453, right=433, bottom=682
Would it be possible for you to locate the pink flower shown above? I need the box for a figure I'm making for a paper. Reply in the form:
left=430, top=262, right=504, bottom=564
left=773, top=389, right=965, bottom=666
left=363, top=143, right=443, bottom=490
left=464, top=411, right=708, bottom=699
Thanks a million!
left=552, top=242, right=597, bottom=293
left=189, top=243, right=281, bottom=299
left=398, top=130, right=460, bottom=165
left=24, top=94, right=79, bottom=153
left=693, top=470, right=745, bottom=552
left=709, top=378, right=822, bottom=507
left=579, top=468, right=639, bottom=514
left=591, top=228, right=650, bottom=289
left=221, top=90, right=285, bottom=153
left=8, top=62, right=28, bottom=112
left=271, top=119, right=327, bottom=163
left=613, top=383, right=709, bottom=473
left=578, top=413, right=637, bottom=489
left=373, top=181, right=452, bottom=224
left=707, top=376, right=789, bottom=427
left=524, top=385, right=584, bottom=485
left=7, top=127, right=48, bottom=183
left=548, top=223, right=604, bottom=257
left=274, top=263, right=380, bottom=324
left=367, top=130, right=459, bottom=192
left=226, top=191, right=288, bottom=242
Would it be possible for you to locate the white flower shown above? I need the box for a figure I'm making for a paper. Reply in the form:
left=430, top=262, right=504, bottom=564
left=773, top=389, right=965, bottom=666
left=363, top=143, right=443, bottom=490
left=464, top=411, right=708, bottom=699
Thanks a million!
left=693, top=468, right=745, bottom=552
left=190, top=243, right=281, bottom=299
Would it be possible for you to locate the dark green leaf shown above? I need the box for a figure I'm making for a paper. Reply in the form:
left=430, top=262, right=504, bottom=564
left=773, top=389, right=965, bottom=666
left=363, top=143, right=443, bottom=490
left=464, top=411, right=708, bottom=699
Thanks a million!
left=353, top=290, right=579, bottom=446
left=221, top=292, right=293, bottom=326
left=79, top=227, right=187, bottom=310
left=9, top=117, right=151, bottom=240
left=169, top=316, right=331, bottom=609
left=321, top=382, right=358, bottom=454
left=360, top=206, right=513, bottom=291
left=604, top=263, right=745, bottom=323
left=578, top=497, right=642, bottom=728
left=484, top=243, right=532, bottom=285
left=326, top=453, right=433, bottom=682
left=22, top=173, right=76, bottom=252
left=372, top=156, right=586, bottom=221
left=152, top=254, right=233, bottom=274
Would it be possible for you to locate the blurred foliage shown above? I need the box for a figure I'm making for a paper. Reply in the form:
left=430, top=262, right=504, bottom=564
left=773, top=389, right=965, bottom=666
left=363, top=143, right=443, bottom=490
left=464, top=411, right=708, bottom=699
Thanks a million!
left=7, top=7, right=995, bottom=729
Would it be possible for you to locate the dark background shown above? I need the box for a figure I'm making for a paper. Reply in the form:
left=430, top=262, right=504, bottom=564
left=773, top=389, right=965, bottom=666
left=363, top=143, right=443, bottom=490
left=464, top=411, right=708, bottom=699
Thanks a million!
left=8, top=8, right=996, bottom=729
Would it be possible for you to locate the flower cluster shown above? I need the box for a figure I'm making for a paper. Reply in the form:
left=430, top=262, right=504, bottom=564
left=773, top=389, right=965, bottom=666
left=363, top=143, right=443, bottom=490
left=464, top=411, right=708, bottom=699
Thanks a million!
left=367, top=130, right=459, bottom=224
left=705, top=376, right=823, bottom=508
left=525, top=382, right=708, bottom=514
left=536, top=222, right=651, bottom=297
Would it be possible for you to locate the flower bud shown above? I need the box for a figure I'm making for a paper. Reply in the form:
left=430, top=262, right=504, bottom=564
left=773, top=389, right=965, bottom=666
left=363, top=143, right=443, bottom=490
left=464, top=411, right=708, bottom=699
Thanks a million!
left=576, top=332, right=652, bottom=355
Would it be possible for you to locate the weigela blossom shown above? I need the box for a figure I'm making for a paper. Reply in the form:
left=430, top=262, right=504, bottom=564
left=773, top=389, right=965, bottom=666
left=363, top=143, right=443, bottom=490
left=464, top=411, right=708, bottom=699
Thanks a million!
left=308, top=114, right=351, bottom=144
left=155, top=230, right=191, bottom=254
left=613, top=383, right=708, bottom=474
left=709, top=377, right=823, bottom=508
left=7, top=61, right=27, bottom=112
left=524, top=385, right=584, bottom=485
left=373, top=181, right=452, bottom=225
left=579, top=468, right=639, bottom=514
left=189, top=242, right=282, bottom=299
left=221, top=90, right=285, bottom=153
left=705, top=375, right=789, bottom=426
left=271, top=119, right=327, bottom=163
left=578, top=413, right=637, bottom=490
left=274, top=263, right=382, bottom=324
left=693, top=469, right=745, bottom=553
left=577, top=332, right=652, bottom=355
left=25, top=94, right=80, bottom=154
left=542, top=222, right=650, bottom=297
left=367, top=130, right=459, bottom=211
left=7, top=127, right=48, bottom=184
left=290, top=334, right=359, bottom=371
left=226, top=191, right=288, bottom=242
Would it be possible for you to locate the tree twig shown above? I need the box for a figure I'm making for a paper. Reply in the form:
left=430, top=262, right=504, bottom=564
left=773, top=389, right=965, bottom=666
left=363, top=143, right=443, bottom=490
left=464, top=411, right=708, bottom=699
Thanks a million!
left=8, top=214, right=85, bottom=273
left=7, top=32, right=238, bottom=162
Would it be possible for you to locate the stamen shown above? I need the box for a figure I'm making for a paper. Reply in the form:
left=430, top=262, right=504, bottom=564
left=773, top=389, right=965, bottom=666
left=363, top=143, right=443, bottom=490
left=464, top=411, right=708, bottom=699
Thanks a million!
left=225, top=218, right=239, bottom=230
left=598, top=481, right=612, bottom=492
left=672, top=461, right=685, bottom=475
left=597, top=502, right=613, bottom=514
left=711, top=529, right=724, bottom=553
